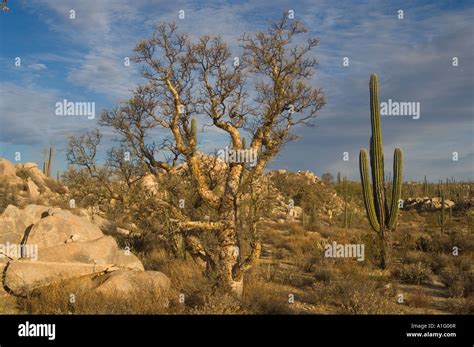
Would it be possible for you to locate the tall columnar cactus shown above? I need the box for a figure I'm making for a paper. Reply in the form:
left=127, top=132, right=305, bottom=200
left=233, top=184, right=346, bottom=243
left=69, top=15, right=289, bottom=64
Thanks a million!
left=47, top=145, right=54, bottom=177
left=43, top=144, right=54, bottom=177
left=423, top=175, right=428, bottom=196
left=309, top=204, right=318, bottom=230
left=437, top=189, right=446, bottom=233
left=359, top=73, right=403, bottom=268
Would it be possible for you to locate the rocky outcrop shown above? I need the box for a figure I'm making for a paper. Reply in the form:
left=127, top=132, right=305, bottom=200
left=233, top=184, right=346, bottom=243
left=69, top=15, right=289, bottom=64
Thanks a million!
left=0, top=204, right=169, bottom=302
left=0, top=159, right=22, bottom=186
left=0, top=158, right=67, bottom=206
left=402, top=197, right=456, bottom=211
left=263, top=170, right=361, bottom=224
left=94, top=270, right=170, bottom=297
left=15, top=162, right=50, bottom=192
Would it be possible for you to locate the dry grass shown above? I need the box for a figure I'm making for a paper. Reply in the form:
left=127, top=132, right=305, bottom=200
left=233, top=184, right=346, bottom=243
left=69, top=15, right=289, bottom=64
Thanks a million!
left=17, top=279, right=168, bottom=314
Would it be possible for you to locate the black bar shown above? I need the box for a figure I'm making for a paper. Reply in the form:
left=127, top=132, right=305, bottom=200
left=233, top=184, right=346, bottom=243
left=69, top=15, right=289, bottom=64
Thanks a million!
left=0, top=314, right=472, bottom=346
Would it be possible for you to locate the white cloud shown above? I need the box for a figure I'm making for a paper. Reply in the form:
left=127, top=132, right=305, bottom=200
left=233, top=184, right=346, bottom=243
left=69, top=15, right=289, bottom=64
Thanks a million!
left=27, top=63, right=47, bottom=71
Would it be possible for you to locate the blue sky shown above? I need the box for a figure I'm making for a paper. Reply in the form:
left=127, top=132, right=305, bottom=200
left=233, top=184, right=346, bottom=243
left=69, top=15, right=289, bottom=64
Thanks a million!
left=0, top=0, right=473, bottom=181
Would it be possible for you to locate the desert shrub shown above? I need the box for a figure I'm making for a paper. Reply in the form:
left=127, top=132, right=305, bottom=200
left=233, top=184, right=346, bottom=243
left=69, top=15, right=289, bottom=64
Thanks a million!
left=444, top=297, right=474, bottom=314
left=15, top=167, right=30, bottom=180
left=392, top=262, right=433, bottom=284
left=61, top=167, right=107, bottom=206
left=414, top=233, right=433, bottom=252
left=43, top=177, right=68, bottom=194
left=332, top=276, right=400, bottom=314
left=407, top=290, right=430, bottom=308
left=449, top=232, right=474, bottom=252
left=430, top=231, right=474, bottom=254
left=304, top=266, right=400, bottom=314
left=339, top=288, right=399, bottom=314
left=404, top=251, right=430, bottom=264
left=318, top=228, right=336, bottom=239
left=188, top=292, right=246, bottom=314
left=272, top=247, right=292, bottom=260
left=0, top=177, right=20, bottom=212
left=428, top=253, right=451, bottom=275
left=313, top=268, right=333, bottom=284
left=274, top=270, right=315, bottom=288
left=242, top=276, right=293, bottom=314
left=439, top=260, right=473, bottom=297
left=142, top=248, right=210, bottom=309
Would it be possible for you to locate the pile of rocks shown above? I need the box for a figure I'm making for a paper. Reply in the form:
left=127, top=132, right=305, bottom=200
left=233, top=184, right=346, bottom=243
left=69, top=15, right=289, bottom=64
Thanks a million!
left=0, top=204, right=169, bottom=301
left=265, top=170, right=362, bottom=224
left=402, top=197, right=455, bottom=211
left=0, top=158, right=63, bottom=202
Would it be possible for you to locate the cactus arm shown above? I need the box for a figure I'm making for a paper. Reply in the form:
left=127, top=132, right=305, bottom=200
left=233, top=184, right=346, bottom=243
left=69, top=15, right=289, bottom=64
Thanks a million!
left=360, top=149, right=381, bottom=232
left=388, top=148, right=403, bottom=229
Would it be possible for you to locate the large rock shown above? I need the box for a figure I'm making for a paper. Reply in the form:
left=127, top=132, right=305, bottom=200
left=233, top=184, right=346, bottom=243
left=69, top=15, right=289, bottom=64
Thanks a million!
left=0, top=158, right=18, bottom=178
left=92, top=214, right=131, bottom=236
left=0, top=204, right=170, bottom=306
left=26, top=178, right=40, bottom=199
left=0, top=205, right=50, bottom=245
left=94, top=270, right=170, bottom=298
left=36, top=236, right=143, bottom=271
left=3, top=260, right=112, bottom=295
left=25, top=213, right=103, bottom=249
left=0, top=158, right=23, bottom=186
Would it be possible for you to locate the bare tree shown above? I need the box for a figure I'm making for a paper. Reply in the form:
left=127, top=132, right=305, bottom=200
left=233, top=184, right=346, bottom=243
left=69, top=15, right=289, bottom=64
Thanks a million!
left=100, top=17, right=325, bottom=295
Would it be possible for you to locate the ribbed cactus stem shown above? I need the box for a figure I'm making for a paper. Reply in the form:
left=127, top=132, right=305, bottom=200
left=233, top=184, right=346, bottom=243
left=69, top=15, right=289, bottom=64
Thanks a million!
left=360, top=149, right=381, bottom=232
left=242, top=137, right=246, bottom=150
left=388, top=148, right=403, bottom=229
left=43, top=145, right=47, bottom=175
left=369, top=73, right=386, bottom=229
left=438, top=190, right=446, bottom=233
left=47, top=145, right=54, bottom=177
